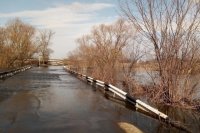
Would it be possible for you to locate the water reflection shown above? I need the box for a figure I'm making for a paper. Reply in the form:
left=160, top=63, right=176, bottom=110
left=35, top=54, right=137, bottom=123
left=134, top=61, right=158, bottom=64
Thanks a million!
left=134, top=71, right=200, bottom=98
left=158, top=105, right=200, bottom=133
left=134, top=71, right=200, bottom=132
left=0, top=91, right=40, bottom=132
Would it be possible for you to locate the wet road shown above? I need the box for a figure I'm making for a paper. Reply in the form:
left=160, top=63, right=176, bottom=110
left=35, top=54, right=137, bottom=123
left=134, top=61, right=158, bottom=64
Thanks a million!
left=0, top=66, right=189, bottom=133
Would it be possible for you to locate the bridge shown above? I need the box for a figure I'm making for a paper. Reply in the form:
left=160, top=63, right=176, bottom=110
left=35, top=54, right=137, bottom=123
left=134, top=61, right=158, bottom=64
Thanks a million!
left=47, top=59, right=64, bottom=66
left=26, top=58, right=64, bottom=66
left=0, top=66, right=196, bottom=133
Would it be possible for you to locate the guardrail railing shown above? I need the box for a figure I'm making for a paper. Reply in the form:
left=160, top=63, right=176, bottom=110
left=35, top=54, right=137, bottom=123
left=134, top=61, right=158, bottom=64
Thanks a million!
left=64, top=66, right=191, bottom=132
left=0, top=65, right=32, bottom=79
left=64, top=66, right=168, bottom=120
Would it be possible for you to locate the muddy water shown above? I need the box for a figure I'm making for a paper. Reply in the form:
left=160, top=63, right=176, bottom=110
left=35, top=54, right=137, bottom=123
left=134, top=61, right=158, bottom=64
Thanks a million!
left=134, top=71, right=200, bottom=98
left=0, top=66, right=195, bottom=133
left=134, top=71, right=200, bottom=132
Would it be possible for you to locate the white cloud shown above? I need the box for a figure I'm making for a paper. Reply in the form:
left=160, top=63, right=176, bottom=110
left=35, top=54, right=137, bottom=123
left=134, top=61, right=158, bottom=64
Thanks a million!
left=0, top=2, right=117, bottom=59
left=0, top=2, right=114, bottom=28
left=50, top=19, right=118, bottom=59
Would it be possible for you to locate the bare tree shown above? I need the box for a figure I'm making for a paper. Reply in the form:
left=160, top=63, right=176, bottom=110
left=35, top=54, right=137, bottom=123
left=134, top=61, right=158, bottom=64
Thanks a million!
left=37, top=30, right=54, bottom=65
left=87, top=19, right=135, bottom=83
left=1, top=19, right=37, bottom=67
left=121, top=0, right=200, bottom=106
left=0, top=19, right=55, bottom=68
left=121, top=36, right=145, bottom=95
left=0, top=27, right=6, bottom=67
left=66, top=19, right=137, bottom=84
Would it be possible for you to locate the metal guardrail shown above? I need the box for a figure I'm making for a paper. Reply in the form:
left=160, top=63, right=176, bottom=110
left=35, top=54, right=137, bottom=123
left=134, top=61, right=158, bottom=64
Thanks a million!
left=64, top=66, right=168, bottom=120
left=0, top=65, right=32, bottom=79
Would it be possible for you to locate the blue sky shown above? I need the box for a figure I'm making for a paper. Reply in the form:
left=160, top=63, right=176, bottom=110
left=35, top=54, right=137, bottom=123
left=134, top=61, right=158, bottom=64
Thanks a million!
left=0, top=0, right=119, bottom=59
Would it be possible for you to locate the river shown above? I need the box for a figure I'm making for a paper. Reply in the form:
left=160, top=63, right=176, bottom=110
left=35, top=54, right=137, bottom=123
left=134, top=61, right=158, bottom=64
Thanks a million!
left=0, top=66, right=199, bottom=133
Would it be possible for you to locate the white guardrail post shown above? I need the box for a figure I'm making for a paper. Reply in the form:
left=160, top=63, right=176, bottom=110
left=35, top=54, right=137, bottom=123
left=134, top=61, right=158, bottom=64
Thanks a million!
left=63, top=66, right=168, bottom=120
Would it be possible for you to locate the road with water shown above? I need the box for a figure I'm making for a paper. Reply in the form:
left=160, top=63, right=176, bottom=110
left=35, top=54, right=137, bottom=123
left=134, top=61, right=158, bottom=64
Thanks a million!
left=0, top=66, right=199, bottom=133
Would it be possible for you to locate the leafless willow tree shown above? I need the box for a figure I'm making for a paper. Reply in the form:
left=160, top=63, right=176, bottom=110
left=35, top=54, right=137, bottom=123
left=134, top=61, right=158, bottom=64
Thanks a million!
left=121, top=0, right=200, bottom=106
left=0, top=19, right=38, bottom=68
left=121, top=36, right=145, bottom=95
left=0, top=19, right=54, bottom=68
left=68, top=19, right=137, bottom=84
left=91, top=19, right=138, bottom=83
left=0, top=27, right=5, bottom=65
left=37, top=30, right=54, bottom=65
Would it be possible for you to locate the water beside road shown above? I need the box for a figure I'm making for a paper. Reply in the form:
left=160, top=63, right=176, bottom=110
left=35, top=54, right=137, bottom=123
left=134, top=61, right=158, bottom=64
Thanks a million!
left=0, top=66, right=198, bottom=133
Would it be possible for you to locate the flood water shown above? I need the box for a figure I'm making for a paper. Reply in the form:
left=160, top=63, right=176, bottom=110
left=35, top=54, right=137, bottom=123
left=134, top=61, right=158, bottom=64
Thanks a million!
left=0, top=66, right=199, bottom=133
